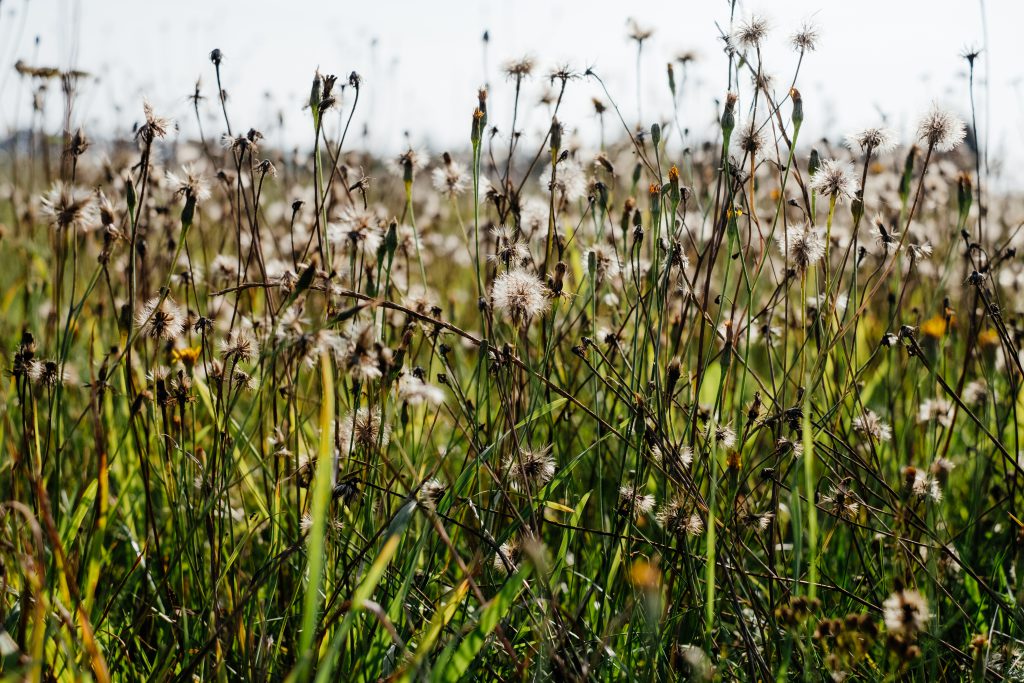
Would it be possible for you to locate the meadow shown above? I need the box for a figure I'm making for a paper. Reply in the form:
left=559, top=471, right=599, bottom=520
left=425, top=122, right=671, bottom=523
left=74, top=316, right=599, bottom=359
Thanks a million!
left=1, top=9, right=1023, bottom=681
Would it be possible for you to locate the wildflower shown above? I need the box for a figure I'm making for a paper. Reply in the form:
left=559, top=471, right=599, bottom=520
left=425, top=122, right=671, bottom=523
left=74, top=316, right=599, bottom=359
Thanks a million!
left=489, top=225, right=530, bottom=268
left=40, top=182, right=96, bottom=232
left=845, top=126, right=897, bottom=155
left=852, top=410, right=891, bottom=442
left=705, top=422, right=737, bottom=450
left=137, top=296, right=186, bottom=341
left=502, top=56, right=535, bottom=80
left=166, top=164, right=211, bottom=202
left=341, top=320, right=382, bottom=383
left=431, top=153, right=469, bottom=198
left=778, top=223, right=826, bottom=271
left=327, top=206, right=383, bottom=258
left=135, top=99, right=173, bottom=144
left=790, top=22, right=819, bottom=52
left=733, top=14, right=770, bottom=50
left=654, top=445, right=692, bottom=477
left=917, top=397, right=954, bottom=428
left=822, top=480, right=861, bottom=520
left=541, top=159, right=588, bottom=202
left=930, top=457, right=955, bottom=484
left=397, top=373, right=445, bottom=406
left=883, top=589, right=930, bottom=634
left=26, top=359, right=76, bottom=387
left=903, top=466, right=943, bottom=502
left=171, top=345, right=202, bottom=368
left=220, top=329, right=259, bottom=364
left=657, top=498, right=704, bottom=536
left=491, top=269, right=551, bottom=326
left=394, top=147, right=429, bottom=180
left=505, top=445, right=555, bottom=491
left=232, top=368, right=258, bottom=392
left=339, top=407, right=391, bottom=450
left=917, top=104, right=966, bottom=152
left=809, top=158, right=857, bottom=201
left=734, top=118, right=765, bottom=158
left=962, top=379, right=988, bottom=406
left=618, top=483, right=656, bottom=518
left=493, top=538, right=520, bottom=575
left=586, top=242, right=621, bottom=283
left=907, top=243, right=933, bottom=260
left=626, top=17, right=654, bottom=43
left=418, top=478, right=448, bottom=511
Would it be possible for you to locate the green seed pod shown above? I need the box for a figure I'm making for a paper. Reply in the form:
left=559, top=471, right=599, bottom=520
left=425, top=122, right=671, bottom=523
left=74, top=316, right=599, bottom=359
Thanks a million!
left=667, top=63, right=676, bottom=98
left=651, top=123, right=661, bottom=147
left=808, top=149, right=821, bottom=178
left=720, top=93, right=737, bottom=137
left=126, top=178, right=137, bottom=214
left=790, top=88, right=803, bottom=129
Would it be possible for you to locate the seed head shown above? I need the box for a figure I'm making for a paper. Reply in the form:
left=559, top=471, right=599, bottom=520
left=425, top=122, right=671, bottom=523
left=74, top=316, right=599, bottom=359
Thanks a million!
left=505, top=445, right=555, bottom=491
left=845, top=126, right=897, bottom=155
left=778, top=223, right=826, bottom=271
left=137, top=297, right=186, bottom=341
left=40, top=181, right=97, bottom=232
left=809, top=158, right=857, bottom=201
left=852, top=410, right=892, bottom=442
left=883, top=589, right=930, bottom=634
left=491, top=269, right=551, bottom=326
left=916, top=104, right=966, bottom=152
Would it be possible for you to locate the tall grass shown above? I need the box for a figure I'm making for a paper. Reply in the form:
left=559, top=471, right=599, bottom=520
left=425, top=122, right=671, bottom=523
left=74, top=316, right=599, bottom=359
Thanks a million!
left=0, top=7, right=1022, bottom=681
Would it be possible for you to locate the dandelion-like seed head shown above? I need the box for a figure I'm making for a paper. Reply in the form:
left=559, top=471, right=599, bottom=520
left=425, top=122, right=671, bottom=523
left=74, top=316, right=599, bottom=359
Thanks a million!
left=917, top=104, right=966, bottom=152
left=505, top=445, right=555, bottom=491
left=220, top=329, right=259, bottom=364
left=852, top=409, right=892, bottom=442
left=41, top=181, right=97, bottom=232
left=845, top=126, right=898, bottom=155
left=491, top=269, right=551, bottom=326
left=618, top=483, right=656, bottom=518
left=883, top=589, right=930, bottom=635
left=778, top=223, right=826, bottom=271
left=790, top=22, right=819, bottom=52
left=809, top=158, right=857, bottom=201
left=733, top=15, right=770, bottom=51
left=340, top=407, right=391, bottom=451
left=166, top=164, right=211, bottom=202
left=137, top=296, right=186, bottom=341
left=418, top=478, right=448, bottom=511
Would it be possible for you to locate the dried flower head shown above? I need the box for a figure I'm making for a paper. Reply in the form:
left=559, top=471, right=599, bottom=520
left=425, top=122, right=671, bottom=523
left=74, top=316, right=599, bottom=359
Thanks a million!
left=491, top=269, right=551, bottom=326
left=790, top=22, right=819, bottom=52
left=431, top=154, right=469, bottom=198
left=220, top=329, right=259, bottom=364
left=733, top=15, right=770, bottom=50
left=845, top=126, right=897, bottom=155
left=418, top=478, right=448, bottom=511
left=883, top=589, right=930, bottom=634
left=505, top=445, right=555, bottom=491
left=618, top=483, right=656, bottom=518
left=778, top=223, right=826, bottom=271
left=852, top=410, right=892, bottom=442
left=40, top=182, right=96, bottom=232
left=809, top=158, right=857, bottom=201
left=339, top=407, right=391, bottom=451
left=137, top=297, right=186, bottom=341
left=917, top=104, right=966, bottom=152
left=166, top=164, right=211, bottom=202
left=657, top=498, right=704, bottom=536
left=136, top=99, right=173, bottom=144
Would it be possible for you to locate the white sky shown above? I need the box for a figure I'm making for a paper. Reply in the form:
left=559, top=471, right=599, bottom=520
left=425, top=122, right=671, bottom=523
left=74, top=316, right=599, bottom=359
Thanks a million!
left=1, top=0, right=1021, bottom=180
